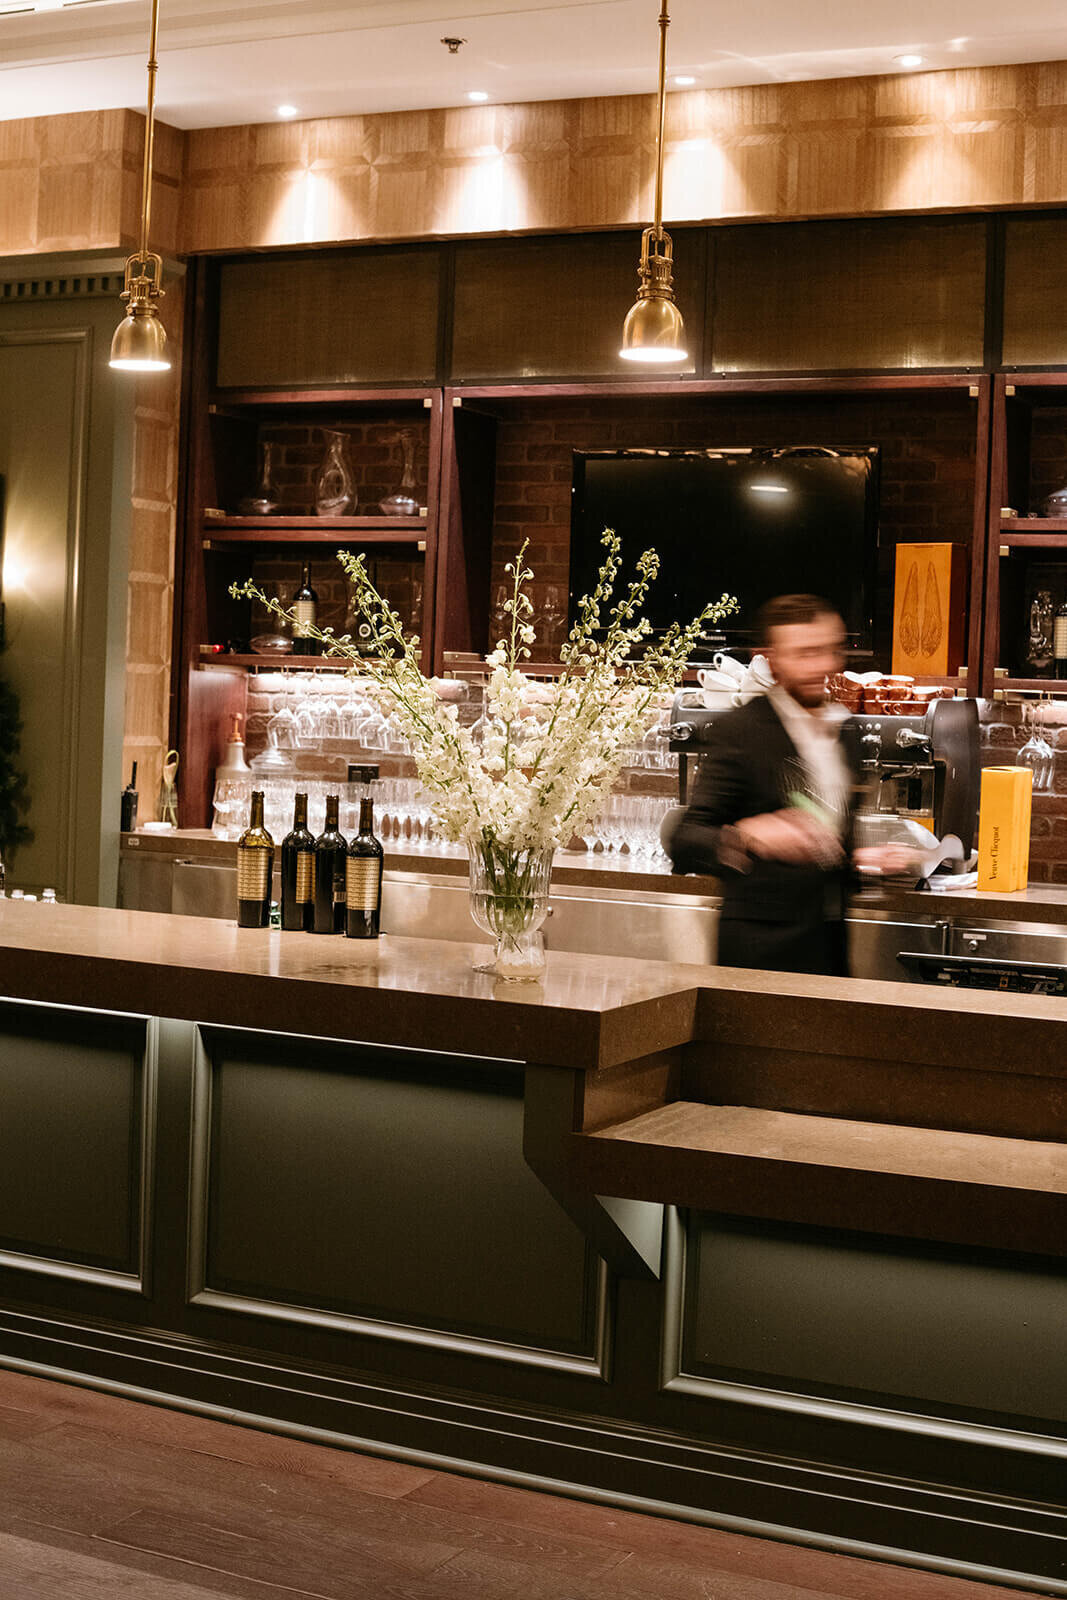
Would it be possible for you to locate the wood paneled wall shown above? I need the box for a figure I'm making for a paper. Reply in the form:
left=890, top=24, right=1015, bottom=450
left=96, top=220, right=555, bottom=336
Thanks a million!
left=5, top=63, right=1067, bottom=260
left=0, top=110, right=182, bottom=259
left=180, top=63, right=1067, bottom=254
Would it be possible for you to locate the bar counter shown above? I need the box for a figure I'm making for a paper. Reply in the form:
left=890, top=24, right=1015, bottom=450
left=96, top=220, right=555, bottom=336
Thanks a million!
left=1, top=901, right=1065, bottom=1590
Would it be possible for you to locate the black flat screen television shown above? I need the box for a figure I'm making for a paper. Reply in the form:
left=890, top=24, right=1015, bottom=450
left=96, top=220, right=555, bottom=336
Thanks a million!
left=569, top=447, right=879, bottom=650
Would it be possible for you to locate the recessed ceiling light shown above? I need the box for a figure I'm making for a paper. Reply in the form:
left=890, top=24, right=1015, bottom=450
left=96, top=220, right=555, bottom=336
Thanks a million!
left=673, top=75, right=697, bottom=86
left=894, top=53, right=924, bottom=68
left=467, top=90, right=489, bottom=102
left=34, top=0, right=65, bottom=10
left=276, top=104, right=298, bottom=119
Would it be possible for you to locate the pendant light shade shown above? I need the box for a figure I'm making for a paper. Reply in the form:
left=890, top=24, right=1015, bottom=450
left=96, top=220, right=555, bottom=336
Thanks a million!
left=110, top=254, right=169, bottom=372
left=110, top=0, right=170, bottom=375
left=619, top=227, right=687, bottom=362
left=619, top=1, right=687, bottom=366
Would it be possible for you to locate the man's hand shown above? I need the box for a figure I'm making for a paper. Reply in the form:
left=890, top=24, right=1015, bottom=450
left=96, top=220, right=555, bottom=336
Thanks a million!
left=852, top=844, right=923, bottom=877
left=735, top=809, right=843, bottom=866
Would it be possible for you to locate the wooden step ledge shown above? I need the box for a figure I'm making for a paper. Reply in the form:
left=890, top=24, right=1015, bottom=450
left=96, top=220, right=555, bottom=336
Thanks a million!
left=573, top=1104, right=1067, bottom=1256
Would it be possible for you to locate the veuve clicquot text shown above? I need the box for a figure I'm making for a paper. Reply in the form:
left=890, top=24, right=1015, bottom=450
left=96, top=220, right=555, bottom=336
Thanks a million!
left=313, top=794, right=346, bottom=934
left=236, top=790, right=274, bottom=928
left=345, top=798, right=383, bottom=939
left=281, top=791, right=315, bottom=931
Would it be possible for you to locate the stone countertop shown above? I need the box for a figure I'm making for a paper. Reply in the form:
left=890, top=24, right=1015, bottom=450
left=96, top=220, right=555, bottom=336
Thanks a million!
left=121, top=830, right=1067, bottom=924
left=2, top=903, right=1065, bottom=1082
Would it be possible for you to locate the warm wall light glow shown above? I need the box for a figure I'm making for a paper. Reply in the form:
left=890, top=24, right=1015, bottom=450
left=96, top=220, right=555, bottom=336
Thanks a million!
left=276, top=104, right=298, bottom=118
left=673, top=75, right=696, bottom=86
left=467, top=90, right=489, bottom=102
left=894, top=53, right=925, bottom=67
left=749, top=482, right=789, bottom=495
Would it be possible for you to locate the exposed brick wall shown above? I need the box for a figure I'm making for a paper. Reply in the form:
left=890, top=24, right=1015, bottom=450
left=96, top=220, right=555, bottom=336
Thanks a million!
left=257, top=419, right=431, bottom=517
left=980, top=700, right=1067, bottom=882
left=489, top=393, right=978, bottom=665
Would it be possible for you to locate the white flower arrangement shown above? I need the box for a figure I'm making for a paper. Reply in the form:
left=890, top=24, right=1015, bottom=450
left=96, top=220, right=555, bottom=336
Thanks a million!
left=233, top=531, right=735, bottom=856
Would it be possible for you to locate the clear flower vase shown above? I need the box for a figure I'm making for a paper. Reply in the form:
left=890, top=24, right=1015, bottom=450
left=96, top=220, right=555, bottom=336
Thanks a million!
left=467, top=838, right=554, bottom=979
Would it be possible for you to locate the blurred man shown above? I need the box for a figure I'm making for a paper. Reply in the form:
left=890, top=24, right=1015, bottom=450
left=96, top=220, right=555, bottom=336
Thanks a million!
left=669, top=594, right=912, bottom=975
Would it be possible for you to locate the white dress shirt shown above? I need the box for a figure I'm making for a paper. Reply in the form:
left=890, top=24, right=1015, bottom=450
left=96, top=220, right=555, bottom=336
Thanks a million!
left=767, top=685, right=852, bottom=835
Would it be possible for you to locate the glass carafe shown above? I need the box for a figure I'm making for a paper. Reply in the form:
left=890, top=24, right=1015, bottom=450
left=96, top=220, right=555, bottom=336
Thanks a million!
left=380, top=428, right=420, bottom=517
left=314, top=430, right=356, bottom=517
left=239, top=440, right=279, bottom=515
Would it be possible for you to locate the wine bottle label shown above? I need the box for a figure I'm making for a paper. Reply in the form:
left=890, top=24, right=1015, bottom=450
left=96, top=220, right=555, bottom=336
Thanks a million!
left=295, top=854, right=313, bottom=904
left=294, top=600, right=316, bottom=638
left=1055, top=616, right=1067, bottom=656
left=237, top=848, right=271, bottom=901
left=346, top=857, right=381, bottom=911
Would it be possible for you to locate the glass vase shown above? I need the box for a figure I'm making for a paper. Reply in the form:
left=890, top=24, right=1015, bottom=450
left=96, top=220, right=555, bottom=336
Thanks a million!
left=314, top=429, right=356, bottom=517
left=380, top=427, right=420, bottom=517
left=467, top=837, right=553, bottom=980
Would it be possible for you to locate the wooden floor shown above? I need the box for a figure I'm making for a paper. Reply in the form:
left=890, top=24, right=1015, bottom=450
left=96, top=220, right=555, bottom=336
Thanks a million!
left=0, top=1367, right=1039, bottom=1599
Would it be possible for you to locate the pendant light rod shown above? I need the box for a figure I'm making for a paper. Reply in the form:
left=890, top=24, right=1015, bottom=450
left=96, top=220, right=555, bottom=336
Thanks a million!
left=138, top=0, right=162, bottom=262
left=651, top=0, right=669, bottom=237
left=618, top=0, right=686, bottom=363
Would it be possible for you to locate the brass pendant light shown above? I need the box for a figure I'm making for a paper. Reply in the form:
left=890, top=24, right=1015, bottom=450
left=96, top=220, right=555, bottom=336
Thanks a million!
left=619, top=0, right=687, bottom=365
left=110, top=0, right=170, bottom=373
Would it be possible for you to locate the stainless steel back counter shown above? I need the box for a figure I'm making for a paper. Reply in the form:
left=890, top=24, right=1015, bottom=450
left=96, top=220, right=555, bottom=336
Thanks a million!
left=120, top=830, right=1067, bottom=981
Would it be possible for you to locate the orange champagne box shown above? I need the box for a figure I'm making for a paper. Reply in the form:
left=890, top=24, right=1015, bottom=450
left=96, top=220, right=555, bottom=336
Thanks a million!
left=892, top=543, right=967, bottom=677
left=976, top=767, right=1033, bottom=892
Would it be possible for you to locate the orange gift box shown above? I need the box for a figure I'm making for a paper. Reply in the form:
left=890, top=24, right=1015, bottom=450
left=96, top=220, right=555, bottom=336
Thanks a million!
left=892, top=543, right=967, bottom=677
left=976, top=767, right=1033, bottom=892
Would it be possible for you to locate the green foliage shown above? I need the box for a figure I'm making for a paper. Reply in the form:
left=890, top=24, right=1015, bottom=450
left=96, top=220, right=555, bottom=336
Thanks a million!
left=0, top=657, right=32, bottom=862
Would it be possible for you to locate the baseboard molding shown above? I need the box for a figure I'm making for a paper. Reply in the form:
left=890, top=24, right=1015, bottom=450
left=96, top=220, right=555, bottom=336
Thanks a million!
left=0, top=1303, right=1062, bottom=1593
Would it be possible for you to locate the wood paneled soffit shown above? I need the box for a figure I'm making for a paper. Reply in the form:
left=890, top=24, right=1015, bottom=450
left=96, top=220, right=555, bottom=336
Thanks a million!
left=0, top=110, right=182, bottom=260
left=178, top=63, right=1067, bottom=253
left=7, top=60, right=1067, bottom=260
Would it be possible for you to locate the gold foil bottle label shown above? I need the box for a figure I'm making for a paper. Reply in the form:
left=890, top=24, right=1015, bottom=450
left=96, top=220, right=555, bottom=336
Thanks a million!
left=346, top=857, right=381, bottom=911
left=295, top=853, right=313, bottom=904
left=237, top=848, right=271, bottom=900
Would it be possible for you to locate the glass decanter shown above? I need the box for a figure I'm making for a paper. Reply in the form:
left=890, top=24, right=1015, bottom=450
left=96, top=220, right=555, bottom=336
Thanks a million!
left=314, top=429, right=356, bottom=517
left=380, top=428, right=419, bottom=517
left=239, top=440, right=279, bottom=515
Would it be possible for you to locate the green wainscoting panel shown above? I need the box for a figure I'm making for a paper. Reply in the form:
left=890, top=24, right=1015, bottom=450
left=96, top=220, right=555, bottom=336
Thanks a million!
left=678, top=1213, right=1067, bottom=1428
left=0, top=1000, right=151, bottom=1282
left=196, top=1029, right=601, bottom=1364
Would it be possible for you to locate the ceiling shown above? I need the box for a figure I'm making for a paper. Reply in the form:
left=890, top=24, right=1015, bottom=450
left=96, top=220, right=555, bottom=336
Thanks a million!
left=1, top=0, right=1065, bottom=129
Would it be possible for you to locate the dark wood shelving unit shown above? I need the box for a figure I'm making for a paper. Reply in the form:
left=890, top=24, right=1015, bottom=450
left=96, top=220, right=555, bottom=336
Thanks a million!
left=173, top=260, right=446, bottom=825
left=172, top=253, right=1002, bottom=827
left=983, top=373, right=1067, bottom=695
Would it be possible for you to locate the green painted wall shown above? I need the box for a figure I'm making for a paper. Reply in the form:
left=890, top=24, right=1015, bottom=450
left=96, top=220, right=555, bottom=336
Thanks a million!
left=0, top=266, right=135, bottom=904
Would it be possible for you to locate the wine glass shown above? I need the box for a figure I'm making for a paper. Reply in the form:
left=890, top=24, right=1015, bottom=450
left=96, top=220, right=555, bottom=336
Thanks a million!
left=1017, top=700, right=1055, bottom=793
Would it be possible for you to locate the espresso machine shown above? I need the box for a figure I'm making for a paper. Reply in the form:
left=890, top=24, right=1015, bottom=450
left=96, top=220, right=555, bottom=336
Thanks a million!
left=668, top=692, right=980, bottom=851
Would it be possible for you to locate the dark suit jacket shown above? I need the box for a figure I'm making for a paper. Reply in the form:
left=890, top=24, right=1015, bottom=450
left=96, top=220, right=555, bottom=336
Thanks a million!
left=669, top=696, right=863, bottom=975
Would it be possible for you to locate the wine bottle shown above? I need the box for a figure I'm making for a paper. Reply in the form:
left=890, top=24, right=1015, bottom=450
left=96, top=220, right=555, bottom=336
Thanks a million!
left=345, top=798, right=384, bottom=940
left=237, top=790, right=274, bottom=929
left=313, top=794, right=346, bottom=934
left=120, top=762, right=139, bottom=832
left=1055, top=599, right=1067, bottom=681
left=280, top=791, right=315, bottom=932
left=292, top=563, right=319, bottom=657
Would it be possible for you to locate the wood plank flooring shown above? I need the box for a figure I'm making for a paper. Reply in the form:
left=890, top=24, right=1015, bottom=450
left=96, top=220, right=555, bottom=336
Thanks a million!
left=0, top=1368, right=1041, bottom=1599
